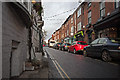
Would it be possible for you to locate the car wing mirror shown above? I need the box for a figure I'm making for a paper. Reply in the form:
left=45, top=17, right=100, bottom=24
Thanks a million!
left=90, top=43, right=92, bottom=46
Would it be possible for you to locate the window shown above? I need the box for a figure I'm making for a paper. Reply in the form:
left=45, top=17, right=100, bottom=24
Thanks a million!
left=77, top=42, right=87, bottom=45
left=98, top=38, right=107, bottom=44
left=72, top=42, right=76, bottom=45
left=71, top=26, right=74, bottom=36
left=67, top=30, right=69, bottom=36
left=115, top=0, right=120, bottom=9
left=71, top=26, right=74, bottom=33
left=74, top=14, right=76, bottom=25
left=100, top=0, right=105, bottom=17
left=50, top=41, right=55, bottom=43
left=71, top=17, right=73, bottom=24
left=88, top=10, right=91, bottom=24
left=77, top=22, right=81, bottom=31
left=77, top=8, right=81, bottom=18
left=91, top=39, right=99, bottom=44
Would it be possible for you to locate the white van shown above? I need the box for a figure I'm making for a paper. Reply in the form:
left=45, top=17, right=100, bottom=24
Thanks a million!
left=49, top=40, right=56, bottom=47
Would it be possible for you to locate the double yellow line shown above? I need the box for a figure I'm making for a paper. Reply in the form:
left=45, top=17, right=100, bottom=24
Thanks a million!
left=52, top=60, right=71, bottom=80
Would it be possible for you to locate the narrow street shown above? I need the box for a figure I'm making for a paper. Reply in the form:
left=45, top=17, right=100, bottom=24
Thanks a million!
left=44, top=47, right=120, bottom=78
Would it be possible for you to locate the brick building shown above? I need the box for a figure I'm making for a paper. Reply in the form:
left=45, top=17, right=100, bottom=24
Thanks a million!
left=50, top=1, right=120, bottom=44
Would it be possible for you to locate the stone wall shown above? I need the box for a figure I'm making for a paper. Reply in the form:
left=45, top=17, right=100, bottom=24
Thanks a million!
left=2, top=3, right=28, bottom=78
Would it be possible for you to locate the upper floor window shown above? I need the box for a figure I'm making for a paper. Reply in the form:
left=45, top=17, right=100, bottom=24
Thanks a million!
left=100, top=0, right=105, bottom=17
left=71, top=17, right=73, bottom=24
left=77, top=22, right=81, bottom=31
left=77, top=8, right=81, bottom=18
left=67, top=30, right=69, bottom=36
left=74, top=14, right=76, bottom=25
left=115, top=0, right=120, bottom=9
left=71, top=26, right=74, bottom=33
left=88, top=10, right=91, bottom=24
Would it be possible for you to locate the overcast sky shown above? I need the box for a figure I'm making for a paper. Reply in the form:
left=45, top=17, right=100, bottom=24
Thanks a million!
left=41, top=0, right=80, bottom=43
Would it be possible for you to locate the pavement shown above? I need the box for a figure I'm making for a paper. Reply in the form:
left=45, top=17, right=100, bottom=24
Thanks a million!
left=18, top=50, right=49, bottom=79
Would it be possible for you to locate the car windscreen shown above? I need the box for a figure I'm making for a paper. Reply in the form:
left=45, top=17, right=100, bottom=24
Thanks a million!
left=58, top=43, right=62, bottom=45
left=77, top=42, right=87, bottom=45
left=50, top=41, right=55, bottom=43
left=109, top=38, right=120, bottom=44
left=65, top=43, right=71, bottom=46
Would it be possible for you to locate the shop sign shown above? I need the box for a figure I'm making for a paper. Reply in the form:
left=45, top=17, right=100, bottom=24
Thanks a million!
left=74, top=30, right=84, bottom=38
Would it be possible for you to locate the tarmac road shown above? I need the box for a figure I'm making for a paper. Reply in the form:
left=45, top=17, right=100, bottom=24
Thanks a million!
left=44, top=47, right=120, bottom=79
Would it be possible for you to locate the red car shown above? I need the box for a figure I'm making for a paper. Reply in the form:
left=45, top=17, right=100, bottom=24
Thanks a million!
left=68, top=41, right=88, bottom=54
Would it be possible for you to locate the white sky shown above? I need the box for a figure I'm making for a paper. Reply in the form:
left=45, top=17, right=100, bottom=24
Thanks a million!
left=42, top=0, right=81, bottom=43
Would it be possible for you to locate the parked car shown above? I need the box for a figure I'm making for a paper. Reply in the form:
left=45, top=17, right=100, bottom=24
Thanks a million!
left=83, top=38, right=120, bottom=62
left=53, top=43, right=57, bottom=49
left=55, top=43, right=62, bottom=49
left=59, top=43, right=71, bottom=51
left=68, top=41, right=88, bottom=54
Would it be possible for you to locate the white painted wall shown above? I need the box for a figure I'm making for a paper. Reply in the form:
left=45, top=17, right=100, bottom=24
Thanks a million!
left=2, top=3, right=28, bottom=78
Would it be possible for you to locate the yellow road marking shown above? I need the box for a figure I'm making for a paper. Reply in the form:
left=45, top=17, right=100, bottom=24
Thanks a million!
left=55, top=60, right=71, bottom=80
left=108, top=62, right=118, bottom=66
left=52, top=60, right=65, bottom=79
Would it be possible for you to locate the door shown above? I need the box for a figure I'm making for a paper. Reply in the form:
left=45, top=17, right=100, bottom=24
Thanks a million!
left=71, top=42, right=76, bottom=52
left=88, top=39, right=99, bottom=56
left=10, top=40, right=20, bottom=77
left=96, top=38, right=107, bottom=57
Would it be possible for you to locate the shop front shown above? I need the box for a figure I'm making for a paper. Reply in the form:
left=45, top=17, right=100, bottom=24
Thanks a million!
left=64, top=37, right=70, bottom=43
left=94, top=8, right=120, bottom=39
left=63, top=37, right=75, bottom=44
left=69, top=36, right=75, bottom=44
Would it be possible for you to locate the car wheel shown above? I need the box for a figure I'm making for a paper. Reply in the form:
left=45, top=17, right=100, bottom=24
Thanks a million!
left=102, top=50, right=112, bottom=62
left=73, top=49, right=76, bottom=54
left=83, top=50, right=87, bottom=57
left=68, top=49, right=70, bottom=52
left=62, top=48, right=64, bottom=51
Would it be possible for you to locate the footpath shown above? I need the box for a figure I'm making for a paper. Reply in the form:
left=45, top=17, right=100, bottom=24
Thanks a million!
left=18, top=49, right=49, bottom=79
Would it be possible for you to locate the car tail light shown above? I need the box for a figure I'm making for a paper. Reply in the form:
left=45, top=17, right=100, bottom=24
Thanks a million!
left=64, top=45, right=65, bottom=47
left=118, top=46, right=120, bottom=49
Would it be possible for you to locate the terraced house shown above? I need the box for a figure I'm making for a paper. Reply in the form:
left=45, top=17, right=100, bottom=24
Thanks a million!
left=50, top=0, right=120, bottom=44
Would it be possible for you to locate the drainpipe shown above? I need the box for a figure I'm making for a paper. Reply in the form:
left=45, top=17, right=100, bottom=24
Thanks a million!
left=28, top=26, right=32, bottom=62
left=39, top=28, right=44, bottom=55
